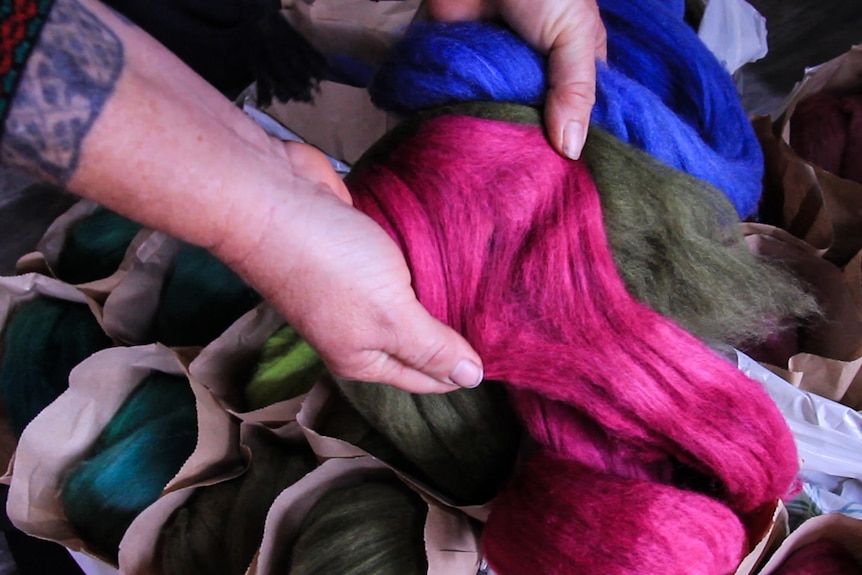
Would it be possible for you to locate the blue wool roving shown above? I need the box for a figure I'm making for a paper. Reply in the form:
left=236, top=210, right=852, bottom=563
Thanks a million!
left=369, top=0, right=763, bottom=219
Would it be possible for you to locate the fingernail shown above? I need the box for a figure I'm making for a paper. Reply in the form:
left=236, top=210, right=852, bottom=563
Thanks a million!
left=448, top=360, right=483, bottom=388
left=562, top=121, right=585, bottom=160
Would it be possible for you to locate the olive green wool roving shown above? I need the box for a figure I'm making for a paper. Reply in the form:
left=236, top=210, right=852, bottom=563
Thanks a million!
left=581, top=127, right=821, bottom=348
left=287, top=480, right=428, bottom=575
left=335, top=379, right=522, bottom=505
left=158, top=431, right=318, bottom=575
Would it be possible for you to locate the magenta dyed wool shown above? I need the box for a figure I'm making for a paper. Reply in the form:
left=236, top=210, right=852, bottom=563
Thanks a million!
left=483, top=450, right=747, bottom=575
left=773, top=540, right=861, bottom=575
left=346, top=115, right=799, bottom=574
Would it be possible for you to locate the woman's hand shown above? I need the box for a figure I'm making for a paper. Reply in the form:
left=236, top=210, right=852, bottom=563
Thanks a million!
left=1, top=0, right=482, bottom=395
left=214, top=142, right=485, bottom=394
left=427, top=0, right=607, bottom=160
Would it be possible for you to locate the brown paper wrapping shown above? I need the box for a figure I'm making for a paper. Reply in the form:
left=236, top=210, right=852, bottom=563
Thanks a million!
left=743, top=222, right=862, bottom=407
left=757, top=43, right=862, bottom=265
left=734, top=500, right=789, bottom=575
left=14, top=200, right=150, bottom=301
left=15, top=199, right=99, bottom=276
left=295, top=377, right=494, bottom=523
left=247, top=456, right=481, bottom=575
left=100, top=231, right=182, bottom=345
left=265, top=0, right=419, bottom=164
left=188, top=302, right=309, bottom=424
left=0, top=273, right=112, bottom=473
left=119, top=421, right=305, bottom=575
left=747, top=44, right=862, bottom=408
left=3, top=343, right=241, bottom=566
left=281, top=0, right=421, bottom=65
left=265, top=80, right=402, bottom=165
left=778, top=44, right=862, bottom=143
left=756, top=513, right=862, bottom=574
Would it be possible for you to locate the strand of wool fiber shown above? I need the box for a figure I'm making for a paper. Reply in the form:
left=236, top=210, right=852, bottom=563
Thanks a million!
left=369, top=1, right=764, bottom=219
left=0, top=297, right=112, bottom=437
left=55, top=207, right=142, bottom=284
left=344, top=113, right=799, bottom=574
left=62, top=371, right=197, bottom=562
left=357, top=102, right=818, bottom=349
left=244, top=324, right=325, bottom=410
left=158, top=432, right=317, bottom=575
left=286, top=480, right=427, bottom=575
left=772, top=539, right=862, bottom=575
left=789, top=91, right=862, bottom=185
left=334, top=378, right=521, bottom=505
left=155, top=243, right=261, bottom=347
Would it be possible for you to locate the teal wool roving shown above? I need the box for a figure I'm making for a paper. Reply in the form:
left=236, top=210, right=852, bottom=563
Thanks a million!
left=287, top=480, right=428, bottom=575
left=0, top=297, right=112, bottom=437
left=158, top=431, right=318, bottom=575
left=155, top=243, right=261, bottom=347
left=244, top=324, right=325, bottom=411
left=62, top=371, right=197, bottom=562
left=335, top=379, right=521, bottom=505
left=55, top=207, right=142, bottom=284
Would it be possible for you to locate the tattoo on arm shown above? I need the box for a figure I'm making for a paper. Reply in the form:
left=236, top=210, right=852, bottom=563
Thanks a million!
left=0, top=0, right=124, bottom=184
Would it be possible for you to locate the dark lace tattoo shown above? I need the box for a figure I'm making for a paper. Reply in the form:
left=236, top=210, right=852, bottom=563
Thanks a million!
left=0, top=0, right=124, bottom=184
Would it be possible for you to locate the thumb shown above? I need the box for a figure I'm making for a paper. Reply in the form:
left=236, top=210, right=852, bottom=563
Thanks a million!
left=370, top=300, right=484, bottom=395
left=543, top=10, right=607, bottom=160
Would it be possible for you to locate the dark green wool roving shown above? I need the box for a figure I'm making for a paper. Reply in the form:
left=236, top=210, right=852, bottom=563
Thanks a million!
left=335, top=379, right=521, bottom=505
left=155, top=243, right=261, bottom=347
left=62, top=372, right=197, bottom=561
left=244, top=324, right=325, bottom=411
left=55, top=207, right=142, bottom=284
left=0, top=297, right=112, bottom=437
left=287, top=480, right=428, bottom=575
left=317, top=394, right=416, bottom=473
left=353, top=101, right=820, bottom=349
left=581, top=126, right=820, bottom=348
left=158, top=432, right=317, bottom=575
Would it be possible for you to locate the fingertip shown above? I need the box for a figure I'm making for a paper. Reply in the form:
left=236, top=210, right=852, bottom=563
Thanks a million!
left=390, top=301, right=484, bottom=390
left=546, top=95, right=593, bottom=160
left=561, top=120, right=586, bottom=161
left=379, top=367, right=464, bottom=395
left=545, top=60, right=597, bottom=159
left=447, top=358, right=484, bottom=389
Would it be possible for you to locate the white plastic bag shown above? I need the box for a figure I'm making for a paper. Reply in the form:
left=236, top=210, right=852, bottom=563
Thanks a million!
left=736, top=350, right=862, bottom=485
left=698, top=0, right=768, bottom=75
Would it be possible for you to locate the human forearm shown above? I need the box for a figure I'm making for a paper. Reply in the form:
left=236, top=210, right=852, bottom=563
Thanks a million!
left=0, top=0, right=484, bottom=393
left=0, top=0, right=314, bottom=254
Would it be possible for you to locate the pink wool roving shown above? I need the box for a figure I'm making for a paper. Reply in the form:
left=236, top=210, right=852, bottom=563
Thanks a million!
left=346, top=114, right=800, bottom=575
